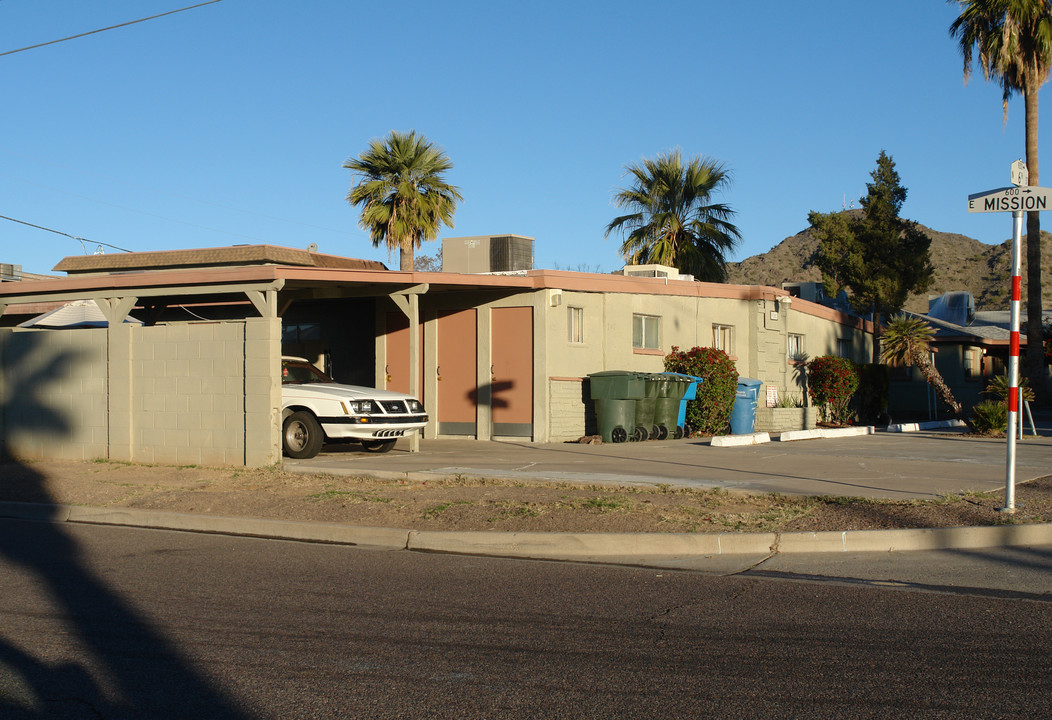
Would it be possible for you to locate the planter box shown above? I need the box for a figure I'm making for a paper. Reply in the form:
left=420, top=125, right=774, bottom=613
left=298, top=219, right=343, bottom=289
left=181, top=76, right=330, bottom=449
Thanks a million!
left=754, top=407, right=817, bottom=434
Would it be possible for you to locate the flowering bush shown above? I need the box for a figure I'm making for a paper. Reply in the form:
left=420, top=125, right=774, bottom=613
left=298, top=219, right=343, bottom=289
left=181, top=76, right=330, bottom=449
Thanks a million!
left=807, top=355, right=859, bottom=425
left=664, top=345, right=738, bottom=436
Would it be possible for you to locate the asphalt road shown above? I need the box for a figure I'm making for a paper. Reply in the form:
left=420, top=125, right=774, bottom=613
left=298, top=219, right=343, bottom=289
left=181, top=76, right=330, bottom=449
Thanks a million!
left=2, top=519, right=1050, bottom=719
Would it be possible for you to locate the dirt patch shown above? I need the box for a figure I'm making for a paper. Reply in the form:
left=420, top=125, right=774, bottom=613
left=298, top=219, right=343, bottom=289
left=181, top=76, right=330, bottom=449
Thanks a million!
left=2, top=459, right=1051, bottom=534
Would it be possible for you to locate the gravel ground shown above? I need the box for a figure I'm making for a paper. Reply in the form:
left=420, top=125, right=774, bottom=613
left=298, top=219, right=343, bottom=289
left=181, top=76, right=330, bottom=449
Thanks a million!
left=2, top=458, right=1051, bottom=534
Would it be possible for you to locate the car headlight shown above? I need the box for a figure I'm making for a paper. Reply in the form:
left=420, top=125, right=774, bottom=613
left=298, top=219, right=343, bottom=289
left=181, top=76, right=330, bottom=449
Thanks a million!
left=346, top=400, right=380, bottom=414
left=407, top=399, right=424, bottom=413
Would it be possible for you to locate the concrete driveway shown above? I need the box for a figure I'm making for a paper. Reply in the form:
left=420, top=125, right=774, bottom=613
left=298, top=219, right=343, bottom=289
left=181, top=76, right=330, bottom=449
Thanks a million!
left=285, top=423, right=1052, bottom=501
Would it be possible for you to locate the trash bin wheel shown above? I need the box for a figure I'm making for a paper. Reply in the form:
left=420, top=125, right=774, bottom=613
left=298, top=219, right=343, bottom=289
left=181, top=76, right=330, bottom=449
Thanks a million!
left=655, top=425, right=669, bottom=440
left=631, top=426, right=648, bottom=442
left=611, top=426, right=628, bottom=443
left=649, top=425, right=660, bottom=440
left=673, top=425, right=684, bottom=440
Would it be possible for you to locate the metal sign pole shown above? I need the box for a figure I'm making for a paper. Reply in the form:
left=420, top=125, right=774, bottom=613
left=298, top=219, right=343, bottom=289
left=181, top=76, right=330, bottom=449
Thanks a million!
left=967, top=161, right=1037, bottom=514
left=1004, top=209, right=1023, bottom=513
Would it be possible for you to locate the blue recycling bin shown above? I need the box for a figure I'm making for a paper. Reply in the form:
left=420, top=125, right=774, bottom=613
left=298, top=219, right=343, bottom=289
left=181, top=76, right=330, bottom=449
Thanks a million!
left=729, top=378, right=764, bottom=435
left=660, top=373, right=702, bottom=436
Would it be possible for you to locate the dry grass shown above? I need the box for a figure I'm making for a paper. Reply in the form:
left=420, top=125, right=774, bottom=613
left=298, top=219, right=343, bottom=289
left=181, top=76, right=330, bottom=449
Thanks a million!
left=3, top=459, right=1051, bottom=534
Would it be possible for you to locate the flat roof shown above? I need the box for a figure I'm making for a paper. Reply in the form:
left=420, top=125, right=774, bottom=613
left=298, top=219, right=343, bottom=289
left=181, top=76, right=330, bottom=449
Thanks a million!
left=0, top=244, right=871, bottom=332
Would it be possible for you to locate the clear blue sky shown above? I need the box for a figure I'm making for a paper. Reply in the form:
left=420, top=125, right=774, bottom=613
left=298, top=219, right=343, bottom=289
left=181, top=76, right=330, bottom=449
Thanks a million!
left=0, top=1, right=1041, bottom=275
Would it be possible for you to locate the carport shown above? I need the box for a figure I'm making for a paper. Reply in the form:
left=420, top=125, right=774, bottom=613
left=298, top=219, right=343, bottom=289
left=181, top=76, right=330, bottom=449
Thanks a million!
left=0, top=245, right=542, bottom=466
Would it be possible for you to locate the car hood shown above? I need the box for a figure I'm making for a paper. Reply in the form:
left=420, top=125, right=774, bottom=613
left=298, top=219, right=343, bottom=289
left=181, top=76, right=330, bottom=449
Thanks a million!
left=282, top=382, right=420, bottom=403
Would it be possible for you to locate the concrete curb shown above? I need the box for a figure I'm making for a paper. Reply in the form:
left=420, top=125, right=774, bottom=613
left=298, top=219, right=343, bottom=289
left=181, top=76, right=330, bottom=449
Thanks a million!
left=3, top=501, right=1051, bottom=565
left=887, top=419, right=968, bottom=433
left=0, top=501, right=411, bottom=550
left=778, top=426, right=875, bottom=442
left=711, top=432, right=771, bottom=447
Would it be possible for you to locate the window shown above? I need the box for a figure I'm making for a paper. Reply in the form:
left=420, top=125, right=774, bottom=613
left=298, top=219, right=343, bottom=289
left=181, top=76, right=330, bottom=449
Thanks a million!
left=836, top=338, right=852, bottom=360
left=787, top=333, right=805, bottom=361
left=633, top=314, right=660, bottom=350
left=713, top=324, right=733, bottom=354
left=568, top=306, right=583, bottom=343
left=964, top=348, right=981, bottom=381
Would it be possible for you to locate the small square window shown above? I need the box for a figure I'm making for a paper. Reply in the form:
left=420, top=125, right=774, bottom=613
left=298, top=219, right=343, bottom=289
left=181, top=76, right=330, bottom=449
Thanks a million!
left=713, top=324, right=733, bottom=354
left=633, top=314, right=660, bottom=350
left=788, top=333, right=805, bottom=360
left=568, top=307, right=583, bottom=343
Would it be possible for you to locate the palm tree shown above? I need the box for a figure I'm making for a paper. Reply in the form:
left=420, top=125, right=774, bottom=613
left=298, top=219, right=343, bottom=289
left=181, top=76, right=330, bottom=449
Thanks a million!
left=605, top=149, right=741, bottom=282
left=880, top=314, right=964, bottom=418
left=950, top=1, right=1052, bottom=397
left=344, top=130, right=463, bottom=272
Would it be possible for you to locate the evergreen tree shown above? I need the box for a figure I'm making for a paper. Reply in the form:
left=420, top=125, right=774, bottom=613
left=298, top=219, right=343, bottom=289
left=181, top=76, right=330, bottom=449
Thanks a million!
left=808, top=151, right=934, bottom=363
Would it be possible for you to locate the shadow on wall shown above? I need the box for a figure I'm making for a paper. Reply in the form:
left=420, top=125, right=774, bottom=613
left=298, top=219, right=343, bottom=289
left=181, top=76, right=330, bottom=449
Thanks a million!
left=470, top=380, right=513, bottom=409
left=0, top=331, right=252, bottom=718
left=1, top=331, right=78, bottom=453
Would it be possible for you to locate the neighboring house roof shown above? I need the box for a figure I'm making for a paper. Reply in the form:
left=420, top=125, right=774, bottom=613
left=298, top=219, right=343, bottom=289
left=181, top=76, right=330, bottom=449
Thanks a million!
left=18, top=299, right=142, bottom=328
left=53, top=244, right=387, bottom=274
left=908, top=304, right=1052, bottom=345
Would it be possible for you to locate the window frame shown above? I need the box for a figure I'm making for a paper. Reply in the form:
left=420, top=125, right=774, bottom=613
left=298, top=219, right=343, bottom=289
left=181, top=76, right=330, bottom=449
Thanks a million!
left=567, top=306, right=584, bottom=344
left=632, top=313, right=661, bottom=350
left=712, top=324, right=733, bottom=354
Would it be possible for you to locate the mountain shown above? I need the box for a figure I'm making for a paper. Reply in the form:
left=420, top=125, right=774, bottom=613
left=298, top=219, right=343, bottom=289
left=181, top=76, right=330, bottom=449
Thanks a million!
left=725, top=216, right=1052, bottom=313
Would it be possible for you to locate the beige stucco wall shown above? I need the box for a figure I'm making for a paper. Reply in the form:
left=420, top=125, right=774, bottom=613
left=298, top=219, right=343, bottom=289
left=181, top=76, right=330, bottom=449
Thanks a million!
left=0, top=327, right=109, bottom=461
left=540, top=290, right=872, bottom=441
left=0, top=318, right=281, bottom=467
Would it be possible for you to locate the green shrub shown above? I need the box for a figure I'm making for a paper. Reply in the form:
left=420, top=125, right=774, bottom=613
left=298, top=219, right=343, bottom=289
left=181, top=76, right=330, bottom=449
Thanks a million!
left=807, top=355, right=859, bottom=425
left=664, top=346, right=738, bottom=436
left=969, top=400, right=1007, bottom=435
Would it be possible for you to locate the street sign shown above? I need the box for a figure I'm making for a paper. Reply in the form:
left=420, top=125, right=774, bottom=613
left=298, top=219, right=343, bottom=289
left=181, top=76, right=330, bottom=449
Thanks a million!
left=1011, top=159, right=1029, bottom=186
left=968, top=185, right=1052, bottom=212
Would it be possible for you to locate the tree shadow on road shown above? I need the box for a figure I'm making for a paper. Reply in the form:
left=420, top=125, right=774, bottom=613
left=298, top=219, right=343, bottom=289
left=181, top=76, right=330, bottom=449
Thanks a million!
left=0, top=330, right=254, bottom=718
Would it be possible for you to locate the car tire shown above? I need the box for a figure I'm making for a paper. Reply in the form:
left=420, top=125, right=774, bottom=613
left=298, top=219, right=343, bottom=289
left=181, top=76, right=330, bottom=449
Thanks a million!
left=282, top=411, right=323, bottom=459
left=361, top=439, right=397, bottom=453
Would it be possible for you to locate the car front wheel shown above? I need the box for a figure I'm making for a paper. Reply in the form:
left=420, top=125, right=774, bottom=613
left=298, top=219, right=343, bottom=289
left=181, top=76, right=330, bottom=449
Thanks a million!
left=360, top=439, right=397, bottom=453
left=282, top=411, right=323, bottom=459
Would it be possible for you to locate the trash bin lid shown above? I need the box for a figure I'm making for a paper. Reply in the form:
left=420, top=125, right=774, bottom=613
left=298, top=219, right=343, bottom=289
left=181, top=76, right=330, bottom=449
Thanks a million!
left=737, top=377, right=764, bottom=388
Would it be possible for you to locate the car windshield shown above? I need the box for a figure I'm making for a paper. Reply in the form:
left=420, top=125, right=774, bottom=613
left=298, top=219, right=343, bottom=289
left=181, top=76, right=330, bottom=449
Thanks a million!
left=281, top=360, right=333, bottom=385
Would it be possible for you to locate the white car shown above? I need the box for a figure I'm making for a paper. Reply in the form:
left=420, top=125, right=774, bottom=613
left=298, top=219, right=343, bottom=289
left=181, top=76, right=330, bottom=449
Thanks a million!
left=280, top=357, right=428, bottom=459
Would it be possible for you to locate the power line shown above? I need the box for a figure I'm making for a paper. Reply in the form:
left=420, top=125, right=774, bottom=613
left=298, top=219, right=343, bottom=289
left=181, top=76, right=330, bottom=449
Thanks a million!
left=0, top=213, right=133, bottom=253
left=0, top=1, right=224, bottom=58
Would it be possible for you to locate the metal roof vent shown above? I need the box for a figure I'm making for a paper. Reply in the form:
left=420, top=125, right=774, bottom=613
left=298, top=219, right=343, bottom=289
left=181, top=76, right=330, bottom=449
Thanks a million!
left=927, top=291, right=976, bottom=327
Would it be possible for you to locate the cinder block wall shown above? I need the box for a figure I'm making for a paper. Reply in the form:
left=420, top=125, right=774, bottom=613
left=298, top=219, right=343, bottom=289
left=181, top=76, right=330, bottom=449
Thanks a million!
left=754, top=407, right=817, bottom=434
left=130, top=322, right=252, bottom=465
left=548, top=378, right=596, bottom=441
left=1, top=318, right=281, bottom=468
left=0, top=328, right=109, bottom=461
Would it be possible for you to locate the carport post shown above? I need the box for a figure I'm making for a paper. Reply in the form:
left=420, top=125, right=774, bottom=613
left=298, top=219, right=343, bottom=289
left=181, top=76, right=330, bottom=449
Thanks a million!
left=408, top=292, right=420, bottom=452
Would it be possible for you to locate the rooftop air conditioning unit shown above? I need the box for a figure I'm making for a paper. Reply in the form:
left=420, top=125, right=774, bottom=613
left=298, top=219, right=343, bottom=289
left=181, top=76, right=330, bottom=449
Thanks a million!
left=441, top=235, right=534, bottom=273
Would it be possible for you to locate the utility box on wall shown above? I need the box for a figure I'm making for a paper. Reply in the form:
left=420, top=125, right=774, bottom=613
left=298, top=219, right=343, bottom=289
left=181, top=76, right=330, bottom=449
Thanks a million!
left=442, top=235, right=534, bottom=274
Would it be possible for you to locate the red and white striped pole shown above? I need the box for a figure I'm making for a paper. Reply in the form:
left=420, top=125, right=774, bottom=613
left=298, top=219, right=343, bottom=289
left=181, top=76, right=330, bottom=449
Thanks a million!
left=1003, top=208, right=1023, bottom=513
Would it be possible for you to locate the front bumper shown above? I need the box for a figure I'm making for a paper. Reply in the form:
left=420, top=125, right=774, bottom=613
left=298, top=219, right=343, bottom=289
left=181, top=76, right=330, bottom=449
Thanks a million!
left=318, top=414, right=429, bottom=440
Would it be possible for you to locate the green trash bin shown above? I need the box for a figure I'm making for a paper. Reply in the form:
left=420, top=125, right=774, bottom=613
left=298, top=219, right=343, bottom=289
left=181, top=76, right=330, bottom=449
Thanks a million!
left=654, top=373, right=691, bottom=439
left=633, top=373, right=661, bottom=441
left=588, top=371, right=646, bottom=443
